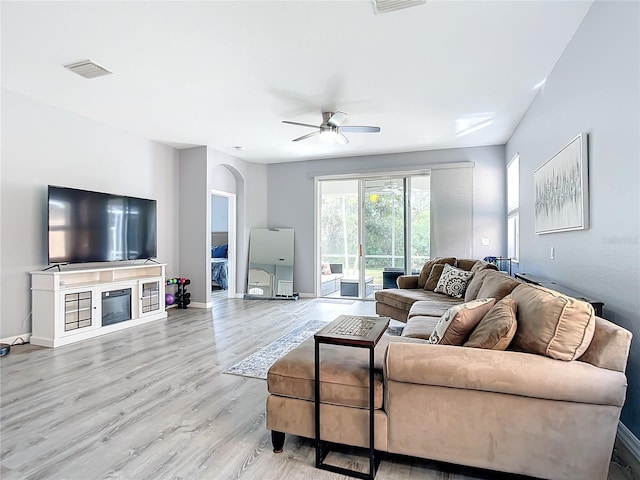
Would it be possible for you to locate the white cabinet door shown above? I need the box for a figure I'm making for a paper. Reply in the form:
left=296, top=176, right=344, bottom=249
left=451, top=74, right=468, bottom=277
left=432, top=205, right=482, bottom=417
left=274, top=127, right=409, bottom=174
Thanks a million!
left=138, top=278, right=163, bottom=318
left=59, top=287, right=100, bottom=337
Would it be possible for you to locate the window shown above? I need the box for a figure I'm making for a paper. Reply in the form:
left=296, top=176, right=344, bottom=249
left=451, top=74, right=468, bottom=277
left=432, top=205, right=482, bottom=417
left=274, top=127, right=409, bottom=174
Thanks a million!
left=507, top=154, right=519, bottom=262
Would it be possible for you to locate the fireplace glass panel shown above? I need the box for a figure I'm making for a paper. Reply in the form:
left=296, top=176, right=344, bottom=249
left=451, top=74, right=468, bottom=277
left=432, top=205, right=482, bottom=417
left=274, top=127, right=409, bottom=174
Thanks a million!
left=102, top=288, right=132, bottom=326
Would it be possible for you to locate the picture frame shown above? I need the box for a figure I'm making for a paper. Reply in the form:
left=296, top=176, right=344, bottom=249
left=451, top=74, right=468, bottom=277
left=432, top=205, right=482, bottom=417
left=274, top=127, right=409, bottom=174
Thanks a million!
left=534, top=133, right=589, bottom=234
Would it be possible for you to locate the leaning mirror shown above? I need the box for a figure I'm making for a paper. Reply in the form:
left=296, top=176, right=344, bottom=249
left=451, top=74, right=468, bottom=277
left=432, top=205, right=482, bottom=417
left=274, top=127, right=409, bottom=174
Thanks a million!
left=247, top=228, right=296, bottom=299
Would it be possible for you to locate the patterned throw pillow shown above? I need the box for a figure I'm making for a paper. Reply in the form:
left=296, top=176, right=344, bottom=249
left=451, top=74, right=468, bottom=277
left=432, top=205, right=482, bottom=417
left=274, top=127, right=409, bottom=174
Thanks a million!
left=434, top=264, right=474, bottom=298
left=428, top=298, right=496, bottom=345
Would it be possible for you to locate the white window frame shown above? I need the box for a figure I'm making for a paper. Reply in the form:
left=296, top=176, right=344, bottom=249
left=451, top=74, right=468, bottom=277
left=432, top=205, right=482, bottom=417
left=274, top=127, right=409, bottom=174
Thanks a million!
left=507, top=154, right=520, bottom=263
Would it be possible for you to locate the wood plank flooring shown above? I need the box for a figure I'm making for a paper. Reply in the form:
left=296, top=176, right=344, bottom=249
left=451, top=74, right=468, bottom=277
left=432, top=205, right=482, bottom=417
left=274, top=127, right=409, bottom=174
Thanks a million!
left=0, top=295, right=634, bottom=480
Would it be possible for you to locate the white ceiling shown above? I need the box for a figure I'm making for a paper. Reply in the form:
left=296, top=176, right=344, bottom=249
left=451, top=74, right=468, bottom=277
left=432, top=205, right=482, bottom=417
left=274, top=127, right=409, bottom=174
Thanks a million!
left=1, top=1, right=593, bottom=164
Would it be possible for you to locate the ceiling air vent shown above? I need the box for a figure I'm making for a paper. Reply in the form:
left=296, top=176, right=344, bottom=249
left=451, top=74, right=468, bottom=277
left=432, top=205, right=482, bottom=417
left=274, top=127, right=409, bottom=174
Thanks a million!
left=63, top=59, right=112, bottom=79
left=372, top=0, right=426, bottom=14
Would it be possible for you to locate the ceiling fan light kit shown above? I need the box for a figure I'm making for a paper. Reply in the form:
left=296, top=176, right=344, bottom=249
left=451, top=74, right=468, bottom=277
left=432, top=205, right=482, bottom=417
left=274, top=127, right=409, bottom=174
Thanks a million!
left=283, top=111, right=380, bottom=145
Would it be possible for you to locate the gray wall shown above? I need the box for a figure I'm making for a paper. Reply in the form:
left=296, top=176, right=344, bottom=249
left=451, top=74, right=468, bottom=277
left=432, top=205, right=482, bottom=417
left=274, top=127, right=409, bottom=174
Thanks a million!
left=506, top=0, right=640, bottom=438
left=267, top=145, right=506, bottom=294
left=178, top=147, right=210, bottom=307
left=0, top=88, right=179, bottom=340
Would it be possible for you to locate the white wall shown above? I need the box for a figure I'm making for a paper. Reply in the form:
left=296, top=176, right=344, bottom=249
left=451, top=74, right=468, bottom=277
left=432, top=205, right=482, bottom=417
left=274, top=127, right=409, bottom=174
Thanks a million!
left=267, top=146, right=506, bottom=294
left=0, top=88, right=179, bottom=340
left=506, top=0, right=640, bottom=438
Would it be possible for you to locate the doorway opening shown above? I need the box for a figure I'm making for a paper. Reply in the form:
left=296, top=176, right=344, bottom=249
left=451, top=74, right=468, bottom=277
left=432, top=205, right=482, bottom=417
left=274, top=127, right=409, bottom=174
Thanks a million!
left=210, top=190, right=237, bottom=299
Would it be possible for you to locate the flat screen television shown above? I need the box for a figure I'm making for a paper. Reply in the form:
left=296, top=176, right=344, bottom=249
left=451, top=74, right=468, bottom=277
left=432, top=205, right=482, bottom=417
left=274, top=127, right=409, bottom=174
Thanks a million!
left=48, top=186, right=157, bottom=264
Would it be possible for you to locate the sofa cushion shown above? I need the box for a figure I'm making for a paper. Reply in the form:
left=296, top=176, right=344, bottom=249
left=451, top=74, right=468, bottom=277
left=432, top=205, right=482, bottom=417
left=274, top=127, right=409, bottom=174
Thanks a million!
left=408, top=296, right=464, bottom=319
left=428, top=298, right=496, bottom=345
left=434, top=264, right=474, bottom=299
left=321, top=262, right=332, bottom=275
left=463, top=269, right=490, bottom=302
left=511, top=284, right=596, bottom=361
left=267, top=335, right=423, bottom=409
left=471, top=260, right=499, bottom=274
left=417, top=257, right=455, bottom=288
left=475, top=270, right=520, bottom=303
left=267, top=337, right=383, bottom=409
left=376, top=288, right=441, bottom=313
left=424, top=264, right=446, bottom=291
left=464, top=296, right=517, bottom=350
left=455, top=258, right=478, bottom=271
left=401, top=316, right=440, bottom=340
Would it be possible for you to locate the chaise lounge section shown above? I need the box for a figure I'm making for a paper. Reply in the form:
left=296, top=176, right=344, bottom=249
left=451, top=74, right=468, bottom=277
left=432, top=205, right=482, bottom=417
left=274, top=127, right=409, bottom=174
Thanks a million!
left=374, top=257, right=499, bottom=322
left=266, top=260, right=633, bottom=480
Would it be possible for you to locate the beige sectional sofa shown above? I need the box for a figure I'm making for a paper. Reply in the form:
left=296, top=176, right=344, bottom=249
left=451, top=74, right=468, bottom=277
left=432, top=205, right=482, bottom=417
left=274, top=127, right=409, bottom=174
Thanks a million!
left=266, top=259, right=632, bottom=480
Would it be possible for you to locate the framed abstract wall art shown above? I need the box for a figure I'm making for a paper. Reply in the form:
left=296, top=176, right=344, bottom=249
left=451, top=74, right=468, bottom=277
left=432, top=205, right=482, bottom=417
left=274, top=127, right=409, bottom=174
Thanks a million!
left=534, top=133, right=589, bottom=234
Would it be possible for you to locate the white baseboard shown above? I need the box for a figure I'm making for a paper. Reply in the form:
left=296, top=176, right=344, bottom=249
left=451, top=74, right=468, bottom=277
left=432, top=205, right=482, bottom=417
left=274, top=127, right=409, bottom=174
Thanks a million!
left=189, top=302, right=212, bottom=309
left=0, top=333, right=32, bottom=345
left=297, top=292, right=315, bottom=298
left=618, top=421, right=640, bottom=463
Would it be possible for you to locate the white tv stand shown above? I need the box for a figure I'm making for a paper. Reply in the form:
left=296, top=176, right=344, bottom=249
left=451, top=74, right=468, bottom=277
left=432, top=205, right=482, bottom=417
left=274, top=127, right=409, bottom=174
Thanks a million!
left=31, top=263, right=167, bottom=347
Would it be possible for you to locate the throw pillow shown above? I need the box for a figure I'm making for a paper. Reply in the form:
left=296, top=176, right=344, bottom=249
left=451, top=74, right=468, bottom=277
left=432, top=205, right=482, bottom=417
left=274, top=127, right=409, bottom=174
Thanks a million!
left=321, top=262, right=332, bottom=275
left=475, top=271, right=520, bottom=303
left=464, top=296, right=517, bottom=350
left=417, top=257, right=456, bottom=288
left=428, top=298, right=496, bottom=345
left=511, top=284, right=595, bottom=361
left=424, top=264, right=446, bottom=291
left=434, top=264, right=474, bottom=298
left=212, top=244, right=228, bottom=258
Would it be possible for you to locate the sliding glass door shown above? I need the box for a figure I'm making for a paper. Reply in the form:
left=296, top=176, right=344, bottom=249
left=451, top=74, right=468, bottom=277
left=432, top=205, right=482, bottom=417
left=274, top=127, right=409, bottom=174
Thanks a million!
left=318, top=174, right=430, bottom=299
left=319, top=180, right=359, bottom=297
left=363, top=178, right=406, bottom=295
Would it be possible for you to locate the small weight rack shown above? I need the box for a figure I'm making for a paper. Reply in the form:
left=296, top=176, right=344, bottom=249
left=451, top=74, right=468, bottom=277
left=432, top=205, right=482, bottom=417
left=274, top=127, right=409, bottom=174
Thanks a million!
left=166, top=278, right=191, bottom=309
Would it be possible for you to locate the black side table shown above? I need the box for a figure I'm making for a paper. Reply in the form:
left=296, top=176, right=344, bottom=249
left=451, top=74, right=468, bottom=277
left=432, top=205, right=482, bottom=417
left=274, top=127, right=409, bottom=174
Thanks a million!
left=314, top=315, right=390, bottom=480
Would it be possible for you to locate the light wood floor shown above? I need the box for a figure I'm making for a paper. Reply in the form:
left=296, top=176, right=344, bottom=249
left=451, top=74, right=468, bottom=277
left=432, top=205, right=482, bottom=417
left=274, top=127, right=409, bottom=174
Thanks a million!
left=1, top=295, right=634, bottom=480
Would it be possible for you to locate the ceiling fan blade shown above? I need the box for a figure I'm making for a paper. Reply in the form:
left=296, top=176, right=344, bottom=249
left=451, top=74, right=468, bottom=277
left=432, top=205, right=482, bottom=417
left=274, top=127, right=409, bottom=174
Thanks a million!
left=282, top=120, right=320, bottom=129
left=339, top=126, right=381, bottom=133
left=292, top=131, right=320, bottom=142
left=327, top=111, right=347, bottom=127
left=336, top=133, right=349, bottom=145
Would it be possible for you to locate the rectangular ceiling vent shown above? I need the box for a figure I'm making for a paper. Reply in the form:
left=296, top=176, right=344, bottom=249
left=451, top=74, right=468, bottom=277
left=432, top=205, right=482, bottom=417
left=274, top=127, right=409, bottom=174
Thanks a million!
left=372, top=0, right=426, bottom=14
left=63, top=59, right=113, bottom=79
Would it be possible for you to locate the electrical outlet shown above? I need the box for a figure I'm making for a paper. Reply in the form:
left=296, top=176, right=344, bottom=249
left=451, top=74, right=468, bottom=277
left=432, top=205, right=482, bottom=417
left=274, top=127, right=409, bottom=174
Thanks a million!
left=481, top=238, right=490, bottom=246
left=550, top=247, right=555, bottom=260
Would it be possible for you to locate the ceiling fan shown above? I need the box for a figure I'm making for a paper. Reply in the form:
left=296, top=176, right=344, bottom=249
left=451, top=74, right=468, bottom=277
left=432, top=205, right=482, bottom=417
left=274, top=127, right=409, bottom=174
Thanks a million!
left=282, top=111, right=380, bottom=144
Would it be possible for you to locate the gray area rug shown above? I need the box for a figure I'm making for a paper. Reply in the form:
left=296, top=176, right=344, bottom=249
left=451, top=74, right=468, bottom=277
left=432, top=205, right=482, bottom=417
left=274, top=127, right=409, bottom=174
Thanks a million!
left=224, top=318, right=405, bottom=380
left=223, top=319, right=329, bottom=380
